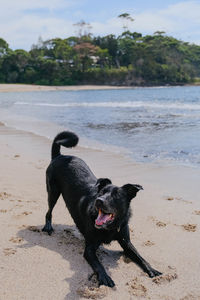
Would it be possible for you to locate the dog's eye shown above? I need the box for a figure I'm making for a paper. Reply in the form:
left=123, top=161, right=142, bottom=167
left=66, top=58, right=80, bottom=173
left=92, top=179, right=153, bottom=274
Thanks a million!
left=98, top=190, right=104, bottom=196
left=98, top=189, right=108, bottom=196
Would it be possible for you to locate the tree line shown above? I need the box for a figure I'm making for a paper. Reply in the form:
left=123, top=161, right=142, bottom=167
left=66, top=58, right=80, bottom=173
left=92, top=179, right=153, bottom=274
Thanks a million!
left=0, top=30, right=200, bottom=86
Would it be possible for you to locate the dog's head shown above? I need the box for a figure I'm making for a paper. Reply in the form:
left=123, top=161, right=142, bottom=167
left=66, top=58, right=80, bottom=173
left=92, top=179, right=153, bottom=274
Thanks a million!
left=94, top=178, right=143, bottom=230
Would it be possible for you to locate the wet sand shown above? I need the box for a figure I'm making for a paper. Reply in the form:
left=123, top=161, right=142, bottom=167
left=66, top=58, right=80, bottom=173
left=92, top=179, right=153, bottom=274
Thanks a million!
left=0, top=122, right=200, bottom=299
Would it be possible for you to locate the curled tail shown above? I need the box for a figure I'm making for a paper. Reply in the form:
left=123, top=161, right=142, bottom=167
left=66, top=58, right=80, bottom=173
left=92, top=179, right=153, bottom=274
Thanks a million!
left=51, top=131, right=79, bottom=160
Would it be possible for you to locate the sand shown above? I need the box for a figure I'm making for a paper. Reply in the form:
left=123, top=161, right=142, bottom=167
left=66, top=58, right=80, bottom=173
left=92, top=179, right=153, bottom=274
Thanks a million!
left=1, top=122, right=200, bottom=299
left=0, top=84, right=131, bottom=93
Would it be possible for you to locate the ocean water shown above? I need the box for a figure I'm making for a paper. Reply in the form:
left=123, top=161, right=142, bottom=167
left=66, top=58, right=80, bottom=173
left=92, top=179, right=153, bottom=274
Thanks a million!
left=0, top=86, right=200, bottom=167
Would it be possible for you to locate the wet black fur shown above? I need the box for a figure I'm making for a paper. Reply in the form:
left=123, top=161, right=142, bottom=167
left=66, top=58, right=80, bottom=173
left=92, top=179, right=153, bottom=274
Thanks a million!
left=42, top=131, right=162, bottom=287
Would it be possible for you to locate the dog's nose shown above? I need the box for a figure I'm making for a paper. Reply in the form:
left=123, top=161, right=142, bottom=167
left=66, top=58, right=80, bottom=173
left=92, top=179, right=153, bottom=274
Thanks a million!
left=95, top=197, right=104, bottom=208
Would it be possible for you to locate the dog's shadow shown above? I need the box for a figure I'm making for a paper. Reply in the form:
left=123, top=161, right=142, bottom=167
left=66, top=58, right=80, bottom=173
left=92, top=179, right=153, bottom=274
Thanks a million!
left=17, top=224, right=122, bottom=299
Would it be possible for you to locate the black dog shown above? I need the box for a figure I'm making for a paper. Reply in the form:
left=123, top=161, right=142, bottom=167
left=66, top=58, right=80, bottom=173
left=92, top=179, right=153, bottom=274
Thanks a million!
left=42, top=131, right=161, bottom=287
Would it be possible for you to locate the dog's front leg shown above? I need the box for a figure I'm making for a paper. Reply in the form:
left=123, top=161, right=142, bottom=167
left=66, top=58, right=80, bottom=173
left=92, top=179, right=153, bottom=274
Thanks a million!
left=84, top=242, right=115, bottom=287
left=118, top=225, right=162, bottom=278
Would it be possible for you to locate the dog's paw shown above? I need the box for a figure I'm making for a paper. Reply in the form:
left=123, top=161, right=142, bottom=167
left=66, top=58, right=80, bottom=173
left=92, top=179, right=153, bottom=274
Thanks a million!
left=42, top=222, right=54, bottom=235
left=147, top=268, right=162, bottom=278
left=98, top=273, right=115, bottom=288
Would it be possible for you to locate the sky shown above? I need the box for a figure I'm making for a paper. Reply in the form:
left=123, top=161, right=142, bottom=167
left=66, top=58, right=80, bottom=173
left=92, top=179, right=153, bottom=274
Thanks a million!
left=0, top=0, right=200, bottom=50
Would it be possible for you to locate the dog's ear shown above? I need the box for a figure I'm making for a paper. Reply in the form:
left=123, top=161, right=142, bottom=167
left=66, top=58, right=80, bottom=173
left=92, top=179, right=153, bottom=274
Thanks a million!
left=121, top=184, right=143, bottom=202
left=96, top=178, right=112, bottom=192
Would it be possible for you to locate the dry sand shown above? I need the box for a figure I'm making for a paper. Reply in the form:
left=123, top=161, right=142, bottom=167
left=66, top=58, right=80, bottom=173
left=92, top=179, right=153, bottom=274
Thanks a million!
left=0, top=84, right=131, bottom=93
left=1, top=122, right=200, bottom=299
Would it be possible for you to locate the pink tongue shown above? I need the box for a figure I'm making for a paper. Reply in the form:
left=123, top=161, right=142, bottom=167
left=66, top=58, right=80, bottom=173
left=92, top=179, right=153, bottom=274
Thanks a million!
left=95, top=212, right=111, bottom=226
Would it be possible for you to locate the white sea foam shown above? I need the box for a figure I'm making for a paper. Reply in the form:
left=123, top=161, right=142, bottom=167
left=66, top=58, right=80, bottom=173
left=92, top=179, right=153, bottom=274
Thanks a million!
left=15, top=101, right=200, bottom=110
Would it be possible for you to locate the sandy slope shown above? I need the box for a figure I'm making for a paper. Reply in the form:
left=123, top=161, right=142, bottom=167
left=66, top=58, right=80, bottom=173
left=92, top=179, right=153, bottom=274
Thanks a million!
left=0, top=123, right=200, bottom=299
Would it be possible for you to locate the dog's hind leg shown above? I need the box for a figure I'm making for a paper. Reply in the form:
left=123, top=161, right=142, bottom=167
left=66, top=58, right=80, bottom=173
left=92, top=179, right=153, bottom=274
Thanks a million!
left=42, top=181, right=61, bottom=235
left=118, top=225, right=162, bottom=278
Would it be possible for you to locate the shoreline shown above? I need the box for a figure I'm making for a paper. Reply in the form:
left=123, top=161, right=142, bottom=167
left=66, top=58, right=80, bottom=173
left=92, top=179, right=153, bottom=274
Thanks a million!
left=0, top=84, right=133, bottom=93
left=0, top=83, right=200, bottom=93
left=1, top=122, right=200, bottom=299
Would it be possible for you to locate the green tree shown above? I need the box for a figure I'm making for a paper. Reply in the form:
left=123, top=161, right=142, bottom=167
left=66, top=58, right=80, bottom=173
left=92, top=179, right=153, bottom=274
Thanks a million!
left=2, top=49, right=30, bottom=83
left=93, top=35, right=119, bottom=67
left=0, top=38, right=9, bottom=57
left=118, top=13, right=134, bottom=32
left=0, top=32, right=199, bottom=86
left=73, top=20, right=92, bottom=39
left=73, top=42, right=99, bottom=72
left=0, top=38, right=10, bottom=82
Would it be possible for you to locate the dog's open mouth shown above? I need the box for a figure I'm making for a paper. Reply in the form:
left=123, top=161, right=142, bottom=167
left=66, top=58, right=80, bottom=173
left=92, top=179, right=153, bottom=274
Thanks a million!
left=95, top=209, right=115, bottom=228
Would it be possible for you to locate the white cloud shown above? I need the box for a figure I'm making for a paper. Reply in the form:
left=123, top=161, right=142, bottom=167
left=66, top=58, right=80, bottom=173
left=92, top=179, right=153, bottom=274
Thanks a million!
left=1, top=16, right=75, bottom=49
left=133, top=1, right=200, bottom=42
left=92, top=1, right=200, bottom=44
left=0, top=0, right=81, bottom=49
left=161, top=0, right=200, bottom=21
left=0, top=0, right=200, bottom=49
left=0, top=0, right=78, bottom=13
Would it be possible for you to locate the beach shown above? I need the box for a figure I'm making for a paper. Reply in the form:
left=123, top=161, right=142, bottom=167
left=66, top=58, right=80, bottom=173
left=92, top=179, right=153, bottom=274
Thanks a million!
left=0, top=84, right=131, bottom=93
left=1, top=84, right=200, bottom=299
left=0, top=83, right=199, bottom=94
